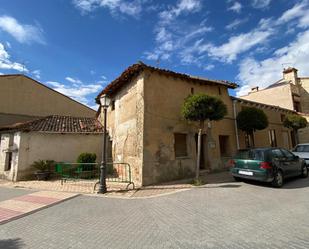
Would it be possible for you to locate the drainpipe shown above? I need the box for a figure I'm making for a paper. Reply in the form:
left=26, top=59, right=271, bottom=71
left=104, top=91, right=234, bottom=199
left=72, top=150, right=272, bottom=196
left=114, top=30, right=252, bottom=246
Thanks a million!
left=233, top=100, right=240, bottom=150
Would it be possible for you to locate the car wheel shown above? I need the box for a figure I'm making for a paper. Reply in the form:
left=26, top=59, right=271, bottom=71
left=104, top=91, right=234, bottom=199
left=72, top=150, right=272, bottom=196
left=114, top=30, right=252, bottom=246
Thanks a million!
left=233, top=176, right=241, bottom=182
left=301, top=165, right=308, bottom=178
left=272, top=170, right=284, bottom=188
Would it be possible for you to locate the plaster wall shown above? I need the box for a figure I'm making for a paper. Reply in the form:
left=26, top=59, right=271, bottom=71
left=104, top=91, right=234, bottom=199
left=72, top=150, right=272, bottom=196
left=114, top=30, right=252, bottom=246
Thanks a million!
left=14, top=132, right=103, bottom=180
left=235, top=102, right=293, bottom=150
left=0, top=75, right=95, bottom=123
left=241, top=84, right=294, bottom=111
left=299, top=78, right=309, bottom=113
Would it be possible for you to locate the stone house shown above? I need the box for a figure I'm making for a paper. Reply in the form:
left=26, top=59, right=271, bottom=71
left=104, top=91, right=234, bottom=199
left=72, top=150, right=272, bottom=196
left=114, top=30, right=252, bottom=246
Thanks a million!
left=96, top=62, right=294, bottom=186
left=240, top=68, right=309, bottom=143
left=0, top=115, right=103, bottom=181
left=0, top=74, right=95, bottom=126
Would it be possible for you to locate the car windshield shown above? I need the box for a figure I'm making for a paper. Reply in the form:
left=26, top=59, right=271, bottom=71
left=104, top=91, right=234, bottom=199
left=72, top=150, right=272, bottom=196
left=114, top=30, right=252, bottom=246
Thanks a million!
left=294, top=145, right=309, bottom=152
left=235, top=149, right=265, bottom=160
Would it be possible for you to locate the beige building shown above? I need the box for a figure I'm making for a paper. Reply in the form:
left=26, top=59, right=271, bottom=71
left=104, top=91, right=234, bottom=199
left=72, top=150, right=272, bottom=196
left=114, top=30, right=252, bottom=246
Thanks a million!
left=0, top=115, right=103, bottom=181
left=240, top=67, right=309, bottom=143
left=97, top=62, right=294, bottom=186
left=0, top=74, right=95, bottom=126
left=240, top=68, right=308, bottom=112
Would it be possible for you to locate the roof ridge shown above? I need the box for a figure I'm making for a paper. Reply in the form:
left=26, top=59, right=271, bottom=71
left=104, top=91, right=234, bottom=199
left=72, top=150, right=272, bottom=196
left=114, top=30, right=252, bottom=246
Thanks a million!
left=96, top=62, right=238, bottom=101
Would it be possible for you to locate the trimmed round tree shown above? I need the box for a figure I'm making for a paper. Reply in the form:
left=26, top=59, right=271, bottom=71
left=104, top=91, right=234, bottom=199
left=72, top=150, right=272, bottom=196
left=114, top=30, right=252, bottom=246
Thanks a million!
left=181, top=93, right=227, bottom=179
left=236, top=107, right=268, bottom=147
left=283, top=114, right=307, bottom=144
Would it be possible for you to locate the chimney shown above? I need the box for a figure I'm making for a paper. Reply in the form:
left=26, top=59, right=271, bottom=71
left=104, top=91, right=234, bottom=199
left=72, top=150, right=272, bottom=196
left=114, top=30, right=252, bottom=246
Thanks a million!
left=250, top=86, right=259, bottom=93
left=283, top=67, right=298, bottom=85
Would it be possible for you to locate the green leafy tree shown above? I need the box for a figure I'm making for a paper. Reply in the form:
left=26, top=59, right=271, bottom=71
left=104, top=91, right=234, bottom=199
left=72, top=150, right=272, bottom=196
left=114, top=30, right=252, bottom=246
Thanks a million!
left=236, top=107, right=268, bottom=147
left=181, top=94, right=227, bottom=179
left=283, top=114, right=307, bottom=144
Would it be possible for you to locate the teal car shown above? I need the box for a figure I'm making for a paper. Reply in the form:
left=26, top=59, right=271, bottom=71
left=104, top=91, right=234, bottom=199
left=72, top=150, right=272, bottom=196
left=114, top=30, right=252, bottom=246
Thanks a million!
left=229, top=147, right=308, bottom=187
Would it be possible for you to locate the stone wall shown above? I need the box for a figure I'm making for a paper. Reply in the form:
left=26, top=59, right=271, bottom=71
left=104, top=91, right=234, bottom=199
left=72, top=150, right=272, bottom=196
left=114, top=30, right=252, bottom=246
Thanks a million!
left=142, top=70, right=237, bottom=185
left=99, top=74, right=145, bottom=186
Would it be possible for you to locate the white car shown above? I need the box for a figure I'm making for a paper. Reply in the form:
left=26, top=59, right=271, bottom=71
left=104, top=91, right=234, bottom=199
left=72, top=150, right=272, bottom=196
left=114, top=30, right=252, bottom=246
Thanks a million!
left=292, top=143, right=309, bottom=166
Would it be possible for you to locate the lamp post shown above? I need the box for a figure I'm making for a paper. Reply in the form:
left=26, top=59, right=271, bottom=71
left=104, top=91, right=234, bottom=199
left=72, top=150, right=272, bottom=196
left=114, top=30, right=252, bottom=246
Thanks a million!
left=98, top=94, right=111, bottom=194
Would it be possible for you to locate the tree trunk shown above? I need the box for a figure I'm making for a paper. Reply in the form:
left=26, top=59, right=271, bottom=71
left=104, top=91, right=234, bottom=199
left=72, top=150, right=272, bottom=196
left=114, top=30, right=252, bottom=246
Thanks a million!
left=251, top=131, right=255, bottom=148
left=196, top=128, right=202, bottom=180
left=196, top=121, right=204, bottom=180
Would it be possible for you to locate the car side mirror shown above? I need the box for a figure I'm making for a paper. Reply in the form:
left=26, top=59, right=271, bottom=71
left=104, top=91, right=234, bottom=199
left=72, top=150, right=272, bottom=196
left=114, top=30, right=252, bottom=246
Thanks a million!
left=294, top=155, right=299, bottom=159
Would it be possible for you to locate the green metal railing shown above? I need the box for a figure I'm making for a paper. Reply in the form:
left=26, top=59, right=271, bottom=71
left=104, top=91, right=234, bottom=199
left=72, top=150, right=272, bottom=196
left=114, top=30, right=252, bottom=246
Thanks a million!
left=55, top=162, right=134, bottom=190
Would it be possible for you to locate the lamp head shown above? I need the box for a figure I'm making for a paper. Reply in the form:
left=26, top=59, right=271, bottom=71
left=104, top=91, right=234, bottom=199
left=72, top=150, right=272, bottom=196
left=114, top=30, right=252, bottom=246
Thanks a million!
left=100, top=94, right=111, bottom=108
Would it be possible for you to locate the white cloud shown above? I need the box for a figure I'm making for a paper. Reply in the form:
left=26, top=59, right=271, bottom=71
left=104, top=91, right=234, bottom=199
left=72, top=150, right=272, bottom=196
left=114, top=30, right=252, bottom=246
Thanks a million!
left=207, top=29, right=272, bottom=63
left=0, top=15, right=45, bottom=44
left=65, top=76, right=82, bottom=84
left=72, top=0, right=144, bottom=17
left=225, top=18, right=248, bottom=30
left=203, top=64, right=214, bottom=71
left=228, top=2, right=242, bottom=13
left=237, top=30, right=309, bottom=96
left=46, top=79, right=102, bottom=106
left=159, top=0, right=202, bottom=24
left=145, top=0, right=211, bottom=66
left=251, top=0, right=271, bottom=9
left=276, top=0, right=309, bottom=29
left=32, top=70, right=41, bottom=79
left=0, top=43, right=28, bottom=72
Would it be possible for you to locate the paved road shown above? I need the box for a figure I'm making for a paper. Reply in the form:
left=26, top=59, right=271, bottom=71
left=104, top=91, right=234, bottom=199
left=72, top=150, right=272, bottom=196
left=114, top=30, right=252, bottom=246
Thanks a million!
left=1, top=177, right=309, bottom=249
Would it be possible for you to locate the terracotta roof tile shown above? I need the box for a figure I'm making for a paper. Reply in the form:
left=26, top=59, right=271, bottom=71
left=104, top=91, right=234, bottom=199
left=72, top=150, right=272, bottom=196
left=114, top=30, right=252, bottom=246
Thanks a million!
left=0, top=115, right=103, bottom=133
left=96, top=62, right=238, bottom=102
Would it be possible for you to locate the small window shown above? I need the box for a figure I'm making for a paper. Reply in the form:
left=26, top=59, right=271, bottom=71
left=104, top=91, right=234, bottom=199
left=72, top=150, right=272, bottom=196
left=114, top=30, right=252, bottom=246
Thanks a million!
left=111, top=100, right=115, bottom=111
left=218, top=87, right=221, bottom=95
left=174, top=133, right=187, bottom=158
left=293, top=101, right=301, bottom=112
left=280, top=114, right=286, bottom=122
left=190, top=88, right=194, bottom=94
left=268, top=129, right=277, bottom=147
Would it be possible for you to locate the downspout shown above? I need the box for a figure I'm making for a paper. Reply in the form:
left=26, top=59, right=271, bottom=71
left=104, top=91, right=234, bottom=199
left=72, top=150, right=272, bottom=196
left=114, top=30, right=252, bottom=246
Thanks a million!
left=233, top=100, right=240, bottom=150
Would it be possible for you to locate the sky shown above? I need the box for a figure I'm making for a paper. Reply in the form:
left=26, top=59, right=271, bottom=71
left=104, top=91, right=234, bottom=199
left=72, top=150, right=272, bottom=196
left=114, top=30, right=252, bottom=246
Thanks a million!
left=0, top=0, right=309, bottom=109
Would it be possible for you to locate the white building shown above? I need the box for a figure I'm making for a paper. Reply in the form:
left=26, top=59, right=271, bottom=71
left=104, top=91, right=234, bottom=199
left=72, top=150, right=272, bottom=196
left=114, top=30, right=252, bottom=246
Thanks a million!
left=0, top=115, right=103, bottom=181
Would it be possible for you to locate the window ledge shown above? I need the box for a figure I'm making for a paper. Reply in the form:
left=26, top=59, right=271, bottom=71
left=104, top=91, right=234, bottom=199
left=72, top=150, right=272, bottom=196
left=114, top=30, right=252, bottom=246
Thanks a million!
left=175, top=156, right=190, bottom=160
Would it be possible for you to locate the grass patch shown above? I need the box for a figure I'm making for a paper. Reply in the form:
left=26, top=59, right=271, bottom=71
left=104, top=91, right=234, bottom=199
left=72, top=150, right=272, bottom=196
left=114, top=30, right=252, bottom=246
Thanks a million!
left=191, top=178, right=206, bottom=186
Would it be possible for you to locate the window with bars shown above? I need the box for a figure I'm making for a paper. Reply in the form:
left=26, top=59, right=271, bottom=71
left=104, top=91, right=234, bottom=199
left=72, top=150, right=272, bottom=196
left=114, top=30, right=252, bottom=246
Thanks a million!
left=174, top=133, right=188, bottom=158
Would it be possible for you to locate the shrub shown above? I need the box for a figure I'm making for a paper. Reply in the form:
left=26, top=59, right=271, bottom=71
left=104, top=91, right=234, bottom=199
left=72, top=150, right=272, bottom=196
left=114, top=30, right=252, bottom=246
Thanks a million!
left=77, top=153, right=97, bottom=163
left=31, top=160, right=55, bottom=172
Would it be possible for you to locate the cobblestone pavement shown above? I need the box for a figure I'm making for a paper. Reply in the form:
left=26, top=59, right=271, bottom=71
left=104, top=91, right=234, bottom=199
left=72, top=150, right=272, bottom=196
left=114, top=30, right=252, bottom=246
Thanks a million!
left=1, top=176, right=309, bottom=249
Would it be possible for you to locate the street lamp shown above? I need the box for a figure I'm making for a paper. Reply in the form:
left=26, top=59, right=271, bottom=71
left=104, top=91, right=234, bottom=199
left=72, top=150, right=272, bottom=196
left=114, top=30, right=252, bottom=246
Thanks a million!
left=98, top=94, right=111, bottom=194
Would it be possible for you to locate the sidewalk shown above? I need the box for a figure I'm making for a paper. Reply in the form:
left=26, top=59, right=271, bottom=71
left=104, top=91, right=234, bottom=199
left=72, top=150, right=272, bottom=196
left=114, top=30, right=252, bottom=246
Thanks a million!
left=0, top=191, right=78, bottom=224
left=0, top=171, right=234, bottom=198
